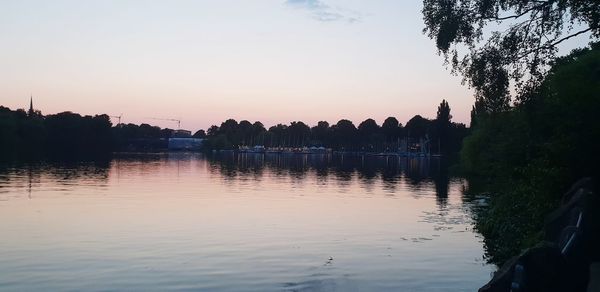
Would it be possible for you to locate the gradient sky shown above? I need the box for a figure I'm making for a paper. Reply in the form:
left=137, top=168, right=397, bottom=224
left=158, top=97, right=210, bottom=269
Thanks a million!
left=0, top=0, right=588, bottom=131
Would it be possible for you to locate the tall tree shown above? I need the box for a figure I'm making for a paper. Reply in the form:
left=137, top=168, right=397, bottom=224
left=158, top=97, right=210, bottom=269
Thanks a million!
left=436, top=99, right=452, bottom=125
left=470, top=97, right=486, bottom=127
left=435, top=99, right=453, bottom=154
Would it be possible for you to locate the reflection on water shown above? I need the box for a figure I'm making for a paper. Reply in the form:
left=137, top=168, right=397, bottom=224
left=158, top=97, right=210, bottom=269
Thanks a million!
left=210, top=153, right=449, bottom=197
left=0, top=153, right=492, bottom=291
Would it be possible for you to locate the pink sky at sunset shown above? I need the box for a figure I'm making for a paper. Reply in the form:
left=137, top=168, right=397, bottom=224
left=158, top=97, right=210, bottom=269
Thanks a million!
left=0, top=1, right=540, bottom=131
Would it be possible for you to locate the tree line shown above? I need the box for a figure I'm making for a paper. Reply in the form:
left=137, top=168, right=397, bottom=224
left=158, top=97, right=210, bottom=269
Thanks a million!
left=0, top=99, right=467, bottom=159
left=202, top=99, right=467, bottom=154
left=0, top=108, right=113, bottom=159
left=0, top=108, right=177, bottom=158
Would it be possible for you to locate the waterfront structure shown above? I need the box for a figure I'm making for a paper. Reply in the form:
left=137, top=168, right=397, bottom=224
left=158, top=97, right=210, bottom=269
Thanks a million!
left=168, top=138, right=203, bottom=151
left=172, top=129, right=192, bottom=138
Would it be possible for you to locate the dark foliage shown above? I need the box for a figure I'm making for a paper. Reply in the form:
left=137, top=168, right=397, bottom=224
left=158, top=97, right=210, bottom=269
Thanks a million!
left=461, top=43, right=600, bottom=264
left=45, top=112, right=112, bottom=157
left=111, top=123, right=173, bottom=152
left=0, top=107, right=192, bottom=158
left=0, top=108, right=113, bottom=160
left=422, top=0, right=600, bottom=110
left=202, top=101, right=469, bottom=154
left=1, top=101, right=469, bottom=159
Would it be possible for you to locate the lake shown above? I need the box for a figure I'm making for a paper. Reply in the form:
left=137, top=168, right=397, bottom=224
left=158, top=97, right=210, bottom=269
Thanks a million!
left=0, top=153, right=493, bottom=291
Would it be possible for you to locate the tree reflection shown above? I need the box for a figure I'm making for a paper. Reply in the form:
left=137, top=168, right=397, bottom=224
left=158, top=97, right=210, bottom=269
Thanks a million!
left=0, top=159, right=111, bottom=200
left=1, top=153, right=459, bottom=209
left=404, top=158, right=430, bottom=186
left=206, top=153, right=455, bottom=207
left=431, top=159, right=450, bottom=208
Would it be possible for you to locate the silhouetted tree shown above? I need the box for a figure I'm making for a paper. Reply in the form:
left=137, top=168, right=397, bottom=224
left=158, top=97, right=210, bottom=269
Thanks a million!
left=160, top=128, right=174, bottom=139
left=193, top=129, right=206, bottom=138
left=252, top=121, right=266, bottom=145
left=332, top=119, right=358, bottom=150
left=219, top=119, right=238, bottom=144
left=199, top=110, right=470, bottom=152
left=381, top=117, right=399, bottom=143
left=288, top=121, right=311, bottom=147
left=436, top=100, right=451, bottom=125
left=358, top=118, right=379, bottom=137
left=44, top=112, right=112, bottom=157
left=310, top=121, right=330, bottom=146
left=470, top=97, right=486, bottom=127
left=422, top=0, right=599, bottom=109
left=358, top=118, right=381, bottom=151
left=405, top=115, right=432, bottom=139
left=238, top=120, right=253, bottom=145
left=267, top=124, right=288, bottom=147
left=0, top=106, right=18, bottom=156
left=207, top=125, right=219, bottom=136
left=435, top=99, right=452, bottom=154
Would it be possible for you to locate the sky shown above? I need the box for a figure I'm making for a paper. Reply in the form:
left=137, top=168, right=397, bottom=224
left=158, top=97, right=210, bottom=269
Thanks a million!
left=0, top=0, right=588, bottom=131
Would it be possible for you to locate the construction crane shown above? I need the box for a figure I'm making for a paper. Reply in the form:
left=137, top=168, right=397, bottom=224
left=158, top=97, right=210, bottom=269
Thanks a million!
left=109, top=114, right=123, bottom=125
left=147, top=117, right=181, bottom=129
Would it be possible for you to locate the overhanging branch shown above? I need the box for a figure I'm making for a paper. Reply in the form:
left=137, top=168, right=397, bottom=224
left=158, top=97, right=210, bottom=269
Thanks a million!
left=516, top=26, right=595, bottom=60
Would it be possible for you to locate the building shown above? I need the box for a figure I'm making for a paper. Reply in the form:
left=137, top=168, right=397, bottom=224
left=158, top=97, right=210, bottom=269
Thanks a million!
left=172, top=129, right=192, bottom=138
left=167, top=138, right=203, bottom=151
left=28, top=95, right=36, bottom=117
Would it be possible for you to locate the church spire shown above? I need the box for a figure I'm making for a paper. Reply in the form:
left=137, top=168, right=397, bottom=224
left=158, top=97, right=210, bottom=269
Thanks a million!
left=28, top=95, right=34, bottom=116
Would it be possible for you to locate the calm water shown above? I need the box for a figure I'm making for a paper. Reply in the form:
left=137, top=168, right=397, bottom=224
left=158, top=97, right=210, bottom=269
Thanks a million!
left=0, top=153, right=493, bottom=291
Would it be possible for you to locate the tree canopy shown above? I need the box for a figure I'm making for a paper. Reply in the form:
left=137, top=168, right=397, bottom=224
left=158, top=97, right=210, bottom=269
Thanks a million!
left=200, top=101, right=468, bottom=154
left=422, top=0, right=600, bottom=112
left=436, top=99, right=452, bottom=125
left=459, top=42, right=600, bottom=264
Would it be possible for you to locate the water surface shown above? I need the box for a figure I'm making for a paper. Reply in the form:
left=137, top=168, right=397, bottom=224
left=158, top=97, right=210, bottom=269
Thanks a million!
left=0, top=153, right=493, bottom=291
